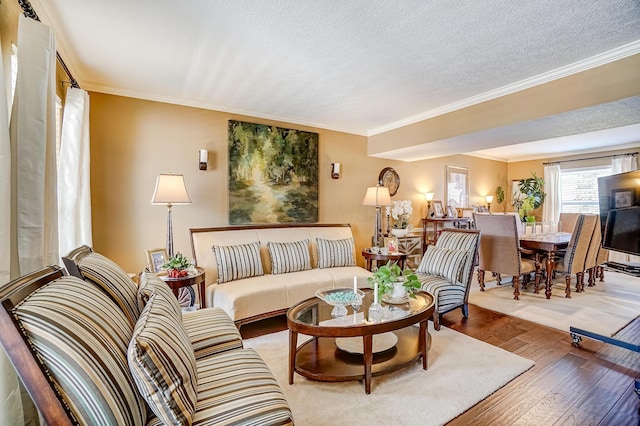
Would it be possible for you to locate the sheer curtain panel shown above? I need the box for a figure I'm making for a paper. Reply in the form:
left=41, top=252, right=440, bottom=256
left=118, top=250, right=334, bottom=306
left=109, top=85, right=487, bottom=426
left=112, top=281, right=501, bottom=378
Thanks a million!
left=58, top=87, right=92, bottom=257
left=543, top=164, right=561, bottom=224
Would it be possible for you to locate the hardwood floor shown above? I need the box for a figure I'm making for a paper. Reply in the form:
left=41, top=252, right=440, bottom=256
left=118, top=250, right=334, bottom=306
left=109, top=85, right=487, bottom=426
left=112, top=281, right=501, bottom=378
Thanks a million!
left=240, top=304, right=640, bottom=425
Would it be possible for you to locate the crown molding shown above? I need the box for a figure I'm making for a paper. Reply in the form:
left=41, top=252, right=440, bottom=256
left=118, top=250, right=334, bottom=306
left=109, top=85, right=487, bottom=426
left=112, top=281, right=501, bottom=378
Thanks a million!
left=368, top=40, right=640, bottom=136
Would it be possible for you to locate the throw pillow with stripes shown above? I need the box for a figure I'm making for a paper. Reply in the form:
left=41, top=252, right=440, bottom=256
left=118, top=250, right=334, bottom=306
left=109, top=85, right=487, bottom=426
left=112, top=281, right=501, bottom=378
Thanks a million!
left=267, top=240, right=311, bottom=274
left=14, top=276, right=147, bottom=425
left=137, top=271, right=182, bottom=318
left=317, top=237, right=356, bottom=268
left=417, top=245, right=468, bottom=283
left=212, top=241, right=264, bottom=284
left=128, top=292, right=198, bottom=426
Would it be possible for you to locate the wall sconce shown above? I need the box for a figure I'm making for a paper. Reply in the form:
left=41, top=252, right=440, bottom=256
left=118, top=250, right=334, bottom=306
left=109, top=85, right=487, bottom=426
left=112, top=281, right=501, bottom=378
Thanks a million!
left=485, top=195, right=494, bottom=212
left=424, top=192, right=434, bottom=217
left=199, top=149, right=208, bottom=170
left=331, top=163, right=341, bottom=179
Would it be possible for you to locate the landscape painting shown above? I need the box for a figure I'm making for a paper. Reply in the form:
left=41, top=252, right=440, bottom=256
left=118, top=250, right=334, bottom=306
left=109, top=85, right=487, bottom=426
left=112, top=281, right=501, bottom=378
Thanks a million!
left=228, top=120, right=318, bottom=224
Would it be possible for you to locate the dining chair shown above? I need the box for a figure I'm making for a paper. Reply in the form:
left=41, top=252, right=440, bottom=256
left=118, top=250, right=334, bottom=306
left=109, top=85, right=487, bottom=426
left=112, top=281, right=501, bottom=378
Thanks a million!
left=559, top=212, right=580, bottom=234
left=552, top=214, right=598, bottom=297
left=583, top=216, right=603, bottom=289
left=474, top=213, right=540, bottom=300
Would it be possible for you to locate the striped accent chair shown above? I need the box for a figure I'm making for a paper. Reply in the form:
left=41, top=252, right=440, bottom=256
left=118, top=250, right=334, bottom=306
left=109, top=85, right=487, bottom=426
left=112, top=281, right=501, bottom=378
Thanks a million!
left=416, top=229, right=480, bottom=330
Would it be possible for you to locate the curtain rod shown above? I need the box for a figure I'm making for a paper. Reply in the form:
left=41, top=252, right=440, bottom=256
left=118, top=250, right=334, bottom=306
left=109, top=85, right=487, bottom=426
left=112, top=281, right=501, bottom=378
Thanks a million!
left=17, top=0, right=80, bottom=89
left=543, top=151, right=638, bottom=166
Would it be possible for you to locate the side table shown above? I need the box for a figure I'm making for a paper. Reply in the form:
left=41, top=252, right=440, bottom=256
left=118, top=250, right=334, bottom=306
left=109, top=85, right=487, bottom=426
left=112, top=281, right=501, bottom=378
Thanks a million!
left=159, top=266, right=206, bottom=308
left=361, top=249, right=408, bottom=272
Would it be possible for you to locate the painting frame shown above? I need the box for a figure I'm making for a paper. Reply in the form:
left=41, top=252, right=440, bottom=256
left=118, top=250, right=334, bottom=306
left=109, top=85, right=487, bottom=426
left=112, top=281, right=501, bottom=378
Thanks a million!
left=612, top=188, right=635, bottom=209
left=384, top=236, right=399, bottom=253
left=146, top=248, right=167, bottom=273
left=433, top=201, right=445, bottom=218
left=228, top=120, right=319, bottom=225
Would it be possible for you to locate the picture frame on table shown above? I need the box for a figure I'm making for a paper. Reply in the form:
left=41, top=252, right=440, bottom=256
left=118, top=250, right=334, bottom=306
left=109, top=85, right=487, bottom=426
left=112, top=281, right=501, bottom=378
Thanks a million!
left=433, top=201, right=445, bottom=218
left=612, top=188, right=635, bottom=209
left=446, top=205, right=456, bottom=218
left=146, top=248, right=167, bottom=273
left=384, top=237, right=399, bottom=253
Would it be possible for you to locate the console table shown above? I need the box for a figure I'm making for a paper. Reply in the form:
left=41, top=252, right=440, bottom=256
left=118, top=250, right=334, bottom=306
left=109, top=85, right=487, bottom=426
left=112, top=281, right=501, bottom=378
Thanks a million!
left=421, top=217, right=470, bottom=251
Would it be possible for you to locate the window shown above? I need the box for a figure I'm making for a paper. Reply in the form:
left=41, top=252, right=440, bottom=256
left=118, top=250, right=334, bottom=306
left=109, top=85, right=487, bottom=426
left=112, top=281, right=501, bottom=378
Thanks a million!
left=560, top=165, right=612, bottom=214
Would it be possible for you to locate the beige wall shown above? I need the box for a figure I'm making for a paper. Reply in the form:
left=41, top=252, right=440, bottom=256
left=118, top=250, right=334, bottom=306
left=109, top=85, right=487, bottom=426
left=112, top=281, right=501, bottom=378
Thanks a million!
left=90, top=93, right=507, bottom=272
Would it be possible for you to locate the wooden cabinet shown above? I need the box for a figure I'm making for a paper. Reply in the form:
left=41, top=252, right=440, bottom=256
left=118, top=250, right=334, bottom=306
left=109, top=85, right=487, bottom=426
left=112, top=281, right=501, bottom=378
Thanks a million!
left=397, top=234, right=422, bottom=270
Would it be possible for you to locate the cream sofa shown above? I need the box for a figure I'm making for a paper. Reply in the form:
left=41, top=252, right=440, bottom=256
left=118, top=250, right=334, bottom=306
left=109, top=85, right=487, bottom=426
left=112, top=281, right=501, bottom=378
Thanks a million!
left=190, top=223, right=372, bottom=326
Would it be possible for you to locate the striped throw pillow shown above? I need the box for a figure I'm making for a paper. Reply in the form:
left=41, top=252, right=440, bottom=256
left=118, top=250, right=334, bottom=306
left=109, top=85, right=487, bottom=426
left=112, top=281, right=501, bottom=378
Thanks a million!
left=417, top=245, right=468, bottom=283
left=128, top=292, right=198, bottom=426
left=137, top=271, right=182, bottom=318
left=14, top=276, right=147, bottom=425
left=317, top=237, right=356, bottom=268
left=77, top=252, right=140, bottom=326
left=267, top=240, right=311, bottom=274
left=212, top=242, right=264, bottom=283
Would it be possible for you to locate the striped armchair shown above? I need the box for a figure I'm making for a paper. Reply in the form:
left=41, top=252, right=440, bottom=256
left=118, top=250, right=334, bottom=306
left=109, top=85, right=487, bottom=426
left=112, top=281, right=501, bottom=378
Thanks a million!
left=416, top=229, right=480, bottom=330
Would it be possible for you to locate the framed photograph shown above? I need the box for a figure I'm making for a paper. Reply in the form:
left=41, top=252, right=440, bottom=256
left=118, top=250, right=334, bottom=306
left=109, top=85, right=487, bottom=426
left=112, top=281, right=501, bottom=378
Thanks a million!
left=384, top=237, right=399, bottom=253
left=446, top=205, right=456, bottom=218
left=433, top=201, right=445, bottom=218
left=146, top=248, right=167, bottom=273
left=612, top=188, right=635, bottom=209
left=511, top=179, right=522, bottom=205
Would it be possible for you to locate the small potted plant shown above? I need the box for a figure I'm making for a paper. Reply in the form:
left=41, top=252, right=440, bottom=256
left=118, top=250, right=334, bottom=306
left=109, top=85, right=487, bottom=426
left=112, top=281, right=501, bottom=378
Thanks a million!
left=162, top=252, right=191, bottom=278
left=367, top=261, right=421, bottom=301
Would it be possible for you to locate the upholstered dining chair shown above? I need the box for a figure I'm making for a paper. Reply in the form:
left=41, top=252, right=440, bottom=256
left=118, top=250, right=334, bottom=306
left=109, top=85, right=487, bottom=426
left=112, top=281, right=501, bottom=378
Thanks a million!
left=474, top=213, right=540, bottom=300
left=559, top=212, right=580, bottom=234
left=415, top=229, right=480, bottom=330
left=583, top=216, right=603, bottom=288
left=552, top=214, right=598, bottom=297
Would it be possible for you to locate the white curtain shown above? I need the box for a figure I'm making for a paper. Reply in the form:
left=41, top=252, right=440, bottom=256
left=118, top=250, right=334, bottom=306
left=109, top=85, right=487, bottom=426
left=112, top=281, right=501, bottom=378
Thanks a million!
left=542, top=164, right=561, bottom=224
left=58, top=87, right=92, bottom=258
left=1, top=15, right=59, bottom=426
left=0, top=34, right=26, bottom=426
left=609, top=155, right=639, bottom=263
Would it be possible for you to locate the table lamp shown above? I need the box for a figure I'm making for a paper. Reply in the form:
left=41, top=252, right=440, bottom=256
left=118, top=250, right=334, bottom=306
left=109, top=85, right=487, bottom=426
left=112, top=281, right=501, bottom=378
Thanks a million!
left=485, top=195, right=494, bottom=213
left=151, top=173, right=191, bottom=257
left=424, top=192, right=434, bottom=217
left=362, top=186, right=392, bottom=247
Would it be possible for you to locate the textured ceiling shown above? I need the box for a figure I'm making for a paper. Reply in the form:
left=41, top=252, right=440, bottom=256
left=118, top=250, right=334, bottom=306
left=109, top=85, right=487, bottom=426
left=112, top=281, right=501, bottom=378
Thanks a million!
left=32, top=0, right=640, bottom=160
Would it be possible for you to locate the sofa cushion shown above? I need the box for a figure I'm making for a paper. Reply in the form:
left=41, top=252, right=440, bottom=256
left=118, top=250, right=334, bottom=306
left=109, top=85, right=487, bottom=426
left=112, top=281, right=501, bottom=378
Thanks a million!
left=417, top=245, right=467, bottom=283
left=128, top=293, right=198, bottom=426
left=213, top=242, right=264, bottom=283
left=267, top=239, right=311, bottom=274
left=14, top=276, right=147, bottom=425
left=137, top=270, right=183, bottom=318
left=316, top=237, right=356, bottom=268
left=77, top=252, right=141, bottom=325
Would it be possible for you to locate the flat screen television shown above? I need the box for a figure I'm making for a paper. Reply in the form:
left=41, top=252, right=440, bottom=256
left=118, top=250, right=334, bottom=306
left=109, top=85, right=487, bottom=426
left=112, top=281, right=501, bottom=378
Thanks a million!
left=597, top=170, right=640, bottom=257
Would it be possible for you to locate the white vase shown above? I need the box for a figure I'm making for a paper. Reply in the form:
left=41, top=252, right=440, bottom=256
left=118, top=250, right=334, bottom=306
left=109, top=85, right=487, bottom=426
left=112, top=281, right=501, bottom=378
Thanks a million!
left=391, top=228, right=408, bottom=237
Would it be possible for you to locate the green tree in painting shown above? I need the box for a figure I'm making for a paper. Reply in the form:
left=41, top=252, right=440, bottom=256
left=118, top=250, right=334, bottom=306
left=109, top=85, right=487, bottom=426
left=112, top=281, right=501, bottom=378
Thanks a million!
left=228, top=120, right=318, bottom=224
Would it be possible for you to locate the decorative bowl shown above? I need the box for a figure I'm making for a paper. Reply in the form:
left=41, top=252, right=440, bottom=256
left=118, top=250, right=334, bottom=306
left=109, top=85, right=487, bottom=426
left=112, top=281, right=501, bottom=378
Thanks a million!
left=315, top=288, right=365, bottom=318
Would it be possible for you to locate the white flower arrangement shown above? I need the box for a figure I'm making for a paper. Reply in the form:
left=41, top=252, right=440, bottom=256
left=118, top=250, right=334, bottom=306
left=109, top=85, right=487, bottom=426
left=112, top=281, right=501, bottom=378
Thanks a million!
left=386, top=200, right=413, bottom=229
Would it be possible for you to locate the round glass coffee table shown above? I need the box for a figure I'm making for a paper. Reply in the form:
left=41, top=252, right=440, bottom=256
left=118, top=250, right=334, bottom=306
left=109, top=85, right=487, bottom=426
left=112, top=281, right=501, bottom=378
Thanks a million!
left=287, top=288, right=434, bottom=394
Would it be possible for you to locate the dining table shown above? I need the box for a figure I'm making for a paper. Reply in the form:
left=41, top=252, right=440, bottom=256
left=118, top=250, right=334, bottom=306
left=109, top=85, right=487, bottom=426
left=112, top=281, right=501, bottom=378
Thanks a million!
left=519, top=232, right=571, bottom=299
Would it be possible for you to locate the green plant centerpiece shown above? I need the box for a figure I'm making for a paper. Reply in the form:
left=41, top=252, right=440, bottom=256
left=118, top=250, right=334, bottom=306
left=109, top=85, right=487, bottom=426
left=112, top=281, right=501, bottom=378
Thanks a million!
left=162, top=252, right=191, bottom=278
left=367, top=261, right=421, bottom=301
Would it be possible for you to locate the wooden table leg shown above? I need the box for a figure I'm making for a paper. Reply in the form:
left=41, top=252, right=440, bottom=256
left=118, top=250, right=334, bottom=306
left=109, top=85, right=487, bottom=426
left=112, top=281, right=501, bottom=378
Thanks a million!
left=199, top=282, right=206, bottom=308
left=363, top=334, right=373, bottom=394
left=545, top=251, right=555, bottom=299
left=419, top=320, right=428, bottom=370
left=288, top=330, right=297, bottom=385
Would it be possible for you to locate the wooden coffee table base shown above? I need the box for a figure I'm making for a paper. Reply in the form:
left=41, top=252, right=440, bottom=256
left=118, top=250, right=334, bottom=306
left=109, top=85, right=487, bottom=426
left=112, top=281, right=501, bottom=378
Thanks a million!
left=289, top=324, right=430, bottom=394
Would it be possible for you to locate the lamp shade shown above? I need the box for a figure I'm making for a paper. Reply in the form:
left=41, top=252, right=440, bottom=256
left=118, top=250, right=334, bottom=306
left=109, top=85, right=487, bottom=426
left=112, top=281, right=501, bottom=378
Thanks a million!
left=424, top=192, right=434, bottom=201
left=485, top=195, right=494, bottom=203
left=151, top=174, right=192, bottom=205
left=362, top=186, right=392, bottom=206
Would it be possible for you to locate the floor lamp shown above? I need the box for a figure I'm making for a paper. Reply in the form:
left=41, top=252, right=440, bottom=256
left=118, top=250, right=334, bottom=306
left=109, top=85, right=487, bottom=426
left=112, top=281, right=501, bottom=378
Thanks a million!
left=151, top=173, right=191, bottom=257
left=362, top=186, right=392, bottom=247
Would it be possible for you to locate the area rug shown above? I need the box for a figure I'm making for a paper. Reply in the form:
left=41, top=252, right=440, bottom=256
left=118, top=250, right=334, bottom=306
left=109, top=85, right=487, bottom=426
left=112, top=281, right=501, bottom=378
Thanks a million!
left=244, top=325, right=533, bottom=426
left=469, top=270, right=640, bottom=335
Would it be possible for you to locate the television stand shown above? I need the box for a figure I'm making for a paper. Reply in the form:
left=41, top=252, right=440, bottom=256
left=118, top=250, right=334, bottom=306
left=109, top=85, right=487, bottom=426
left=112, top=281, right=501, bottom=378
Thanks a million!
left=604, top=261, right=640, bottom=276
